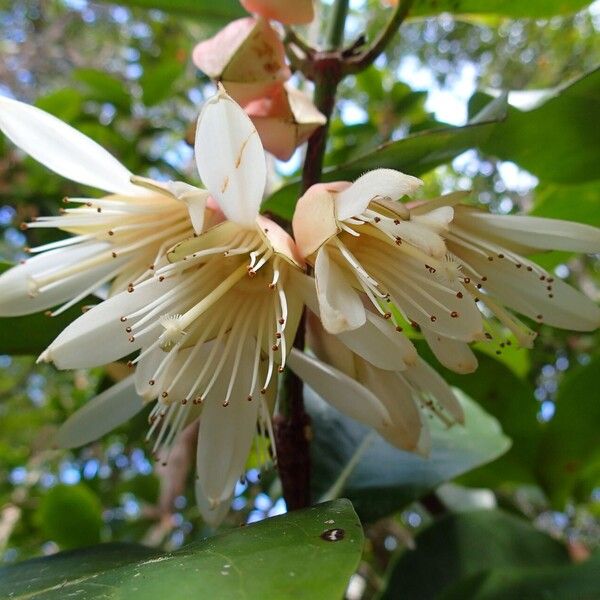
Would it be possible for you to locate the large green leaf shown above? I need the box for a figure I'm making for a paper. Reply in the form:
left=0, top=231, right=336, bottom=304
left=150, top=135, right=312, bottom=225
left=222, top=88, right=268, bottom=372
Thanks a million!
left=412, top=0, right=590, bottom=18
left=264, top=118, right=503, bottom=220
left=476, top=68, right=600, bottom=183
left=442, top=553, right=600, bottom=600
left=535, top=354, right=600, bottom=507
left=0, top=500, right=363, bottom=600
left=380, top=510, right=570, bottom=600
left=308, top=388, right=510, bottom=522
left=97, top=0, right=246, bottom=22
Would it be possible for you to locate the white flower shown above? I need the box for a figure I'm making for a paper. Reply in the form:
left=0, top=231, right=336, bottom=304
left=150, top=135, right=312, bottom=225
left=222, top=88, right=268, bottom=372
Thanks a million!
left=43, top=86, right=305, bottom=524
left=412, top=197, right=600, bottom=344
left=292, top=170, right=485, bottom=372
left=0, top=96, right=215, bottom=317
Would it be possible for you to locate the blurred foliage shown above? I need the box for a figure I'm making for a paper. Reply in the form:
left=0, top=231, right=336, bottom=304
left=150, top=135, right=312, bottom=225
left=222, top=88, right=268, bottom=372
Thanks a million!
left=0, top=0, right=598, bottom=598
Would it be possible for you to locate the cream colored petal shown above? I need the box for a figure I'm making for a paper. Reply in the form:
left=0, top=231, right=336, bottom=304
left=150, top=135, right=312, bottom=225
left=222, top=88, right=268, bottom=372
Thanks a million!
left=54, top=376, right=144, bottom=449
left=314, top=246, right=366, bottom=334
left=167, top=221, right=243, bottom=263
left=256, top=215, right=305, bottom=269
left=195, top=87, right=266, bottom=226
left=288, top=348, right=391, bottom=430
left=292, top=184, right=340, bottom=258
left=0, top=95, right=142, bottom=195
left=411, top=206, right=454, bottom=232
left=422, top=327, right=478, bottom=374
left=335, top=169, right=423, bottom=222
left=196, top=479, right=233, bottom=527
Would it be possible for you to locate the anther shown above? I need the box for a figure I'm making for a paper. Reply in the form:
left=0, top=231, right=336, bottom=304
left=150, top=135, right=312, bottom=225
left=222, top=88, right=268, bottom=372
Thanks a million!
left=247, top=396, right=253, bottom=402
left=393, top=219, right=400, bottom=225
left=128, top=336, right=135, bottom=342
left=456, top=292, right=463, bottom=298
left=450, top=311, right=458, bottom=318
left=19, top=223, right=28, bottom=231
left=516, top=263, right=522, bottom=268
left=487, top=256, right=493, bottom=261
left=278, top=318, right=285, bottom=325
left=149, top=379, right=155, bottom=386
left=278, top=366, right=284, bottom=373
left=120, top=316, right=127, bottom=322
left=272, top=344, right=279, bottom=351
left=275, top=332, right=281, bottom=339
left=125, top=327, right=132, bottom=333
left=260, top=388, right=266, bottom=395
left=395, top=326, right=403, bottom=332
left=159, top=276, right=165, bottom=282
left=373, top=216, right=381, bottom=223
left=498, top=254, right=504, bottom=259
left=527, top=266, right=533, bottom=272
left=484, top=332, right=493, bottom=340
left=112, top=251, right=117, bottom=258
left=430, top=315, right=437, bottom=322
left=161, top=391, right=168, bottom=398
left=384, top=312, right=392, bottom=319
left=108, top=230, right=114, bottom=236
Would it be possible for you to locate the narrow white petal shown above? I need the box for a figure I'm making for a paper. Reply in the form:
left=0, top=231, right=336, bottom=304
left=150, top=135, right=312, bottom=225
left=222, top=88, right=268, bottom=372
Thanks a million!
left=422, top=327, right=478, bottom=374
left=288, top=348, right=391, bottom=430
left=0, top=242, right=116, bottom=316
left=314, top=246, right=366, bottom=334
left=195, top=87, right=266, bottom=226
left=459, top=211, right=600, bottom=254
left=404, top=358, right=464, bottom=424
left=195, top=479, right=233, bottom=528
left=54, top=376, right=144, bottom=448
left=0, top=95, right=142, bottom=195
left=45, top=278, right=175, bottom=368
left=335, top=169, right=423, bottom=221
left=166, top=182, right=209, bottom=235
left=195, top=338, right=259, bottom=504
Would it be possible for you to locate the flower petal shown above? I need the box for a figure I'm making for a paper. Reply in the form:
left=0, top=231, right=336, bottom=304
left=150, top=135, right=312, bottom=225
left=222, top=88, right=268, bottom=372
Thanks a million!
left=288, top=348, right=391, bottom=430
left=256, top=214, right=305, bottom=268
left=314, top=246, right=366, bottom=334
left=422, top=327, right=478, bottom=374
left=195, top=86, right=266, bottom=226
left=0, top=95, right=142, bottom=195
left=195, top=478, right=233, bottom=527
left=335, top=168, right=423, bottom=221
left=42, top=277, right=177, bottom=368
left=54, top=376, right=144, bottom=449
left=240, top=0, right=315, bottom=24
left=457, top=209, right=600, bottom=254
left=0, top=241, right=117, bottom=316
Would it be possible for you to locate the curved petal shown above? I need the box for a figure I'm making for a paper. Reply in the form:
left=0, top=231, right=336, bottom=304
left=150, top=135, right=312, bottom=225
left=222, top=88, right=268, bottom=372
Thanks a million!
left=0, top=241, right=117, bottom=316
left=256, top=214, right=305, bottom=269
left=54, top=376, right=144, bottom=449
left=422, top=327, right=478, bottom=374
left=195, top=86, right=266, bottom=226
left=196, top=479, right=233, bottom=527
left=42, top=277, right=176, bottom=369
left=335, top=169, right=423, bottom=221
left=288, top=348, right=391, bottom=430
left=0, top=95, right=142, bottom=195
left=314, top=246, right=366, bottom=334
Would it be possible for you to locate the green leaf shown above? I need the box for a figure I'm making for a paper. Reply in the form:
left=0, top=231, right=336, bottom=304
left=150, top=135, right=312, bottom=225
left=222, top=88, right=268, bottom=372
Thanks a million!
left=535, top=354, right=600, bottom=507
left=380, top=510, right=570, bottom=600
left=308, top=388, right=510, bottom=522
left=412, top=0, right=590, bottom=18
left=74, top=68, right=131, bottom=111
left=264, top=117, right=504, bottom=220
left=36, top=484, right=103, bottom=549
left=0, top=500, right=363, bottom=600
left=35, top=89, right=84, bottom=122
left=140, top=62, right=184, bottom=107
left=476, top=68, right=600, bottom=183
left=96, top=0, right=246, bottom=23
left=442, top=552, right=600, bottom=600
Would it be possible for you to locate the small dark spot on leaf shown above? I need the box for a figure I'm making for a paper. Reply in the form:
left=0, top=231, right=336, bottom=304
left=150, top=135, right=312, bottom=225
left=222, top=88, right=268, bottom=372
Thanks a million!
left=321, top=528, right=345, bottom=542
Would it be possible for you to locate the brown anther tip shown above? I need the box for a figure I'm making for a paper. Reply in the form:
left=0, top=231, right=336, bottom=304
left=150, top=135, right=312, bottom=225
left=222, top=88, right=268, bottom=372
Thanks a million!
left=111, top=251, right=117, bottom=258
left=487, top=256, right=493, bottom=261
left=456, top=291, right=463, bottom=298
left=506, top=340, right=512, bottom=346
left=537, top=314, right=543, bottom=320
left=159, top=276, right=165, bottom=282
left=44, top=310, right=52, bottom=317
left=120, top=316, right=127, bottom=322
left=395, top=326, right=403, bottom=332
left=272, top=344, right=279, bottom=351
left=476, top=284, right=482, bottom=289
left=58, top=208, right=66, bottom=215
left=181, top=398, right=188, bottom=405
left=161, top=391, right=168, bottom=398
left=373, top=216, right=381, bottom=223
left=463, top=277, right=471, bottom=284
left=393, top=219, right=400, bottom=225
left=430, top=315, right=437, bottom=322
left=450, top=311, right=458, bottom=318
left=275, top=332, right=281, bottom=339
left=128, top=336, right=135, bottom=342
left=527, top=266, right=533, bottom=272
left=222, top=400, right=229, bottom=407
left=498, top=254, right=504, bottom=259
left=278, top=318, right=285, bottom=325
left=23, top=246, right=30, bottom=253
left=161, top=462, right=167, bottom=467
left=547, top=286, right=552, bottom=291
left=248, top=270, right=256, bottom=278
left=268, top=283, right=276, bottom=289
left=125, top=327, right=132, bottom=333
left=260, top=388, right=266, bottom=395
left=500, top=342, right=505, bottom=348
left=127, top=361, right=133, bottom=368
left=540, top=275, right=546, bottom=280
left=549, top=294, right=554, bottom=298
left=149, top=264, right=155, bottom=270
left=97, top=207, right=102, bottom=213
left=481, top=276, right=487, bottom=282
left=395, top=237, right=402, bottom=245
left=62, top=197, right=69, bottom=203
left=278, top=366, right=284, bottom=373
left=474, top=297, right=480, bottom=302
left=547, top=278, right=554, bottom=283
left=496, top=350, right=502, bottom=355
left=19, top=222, right=28, bottom=231
left=484, top=332, right=493, bottom=339
left=516, top=263, right=522, bottom=268
left=384, top=312, right=392, bottom=319
left=247, top=395, right=253, bottom=402
left=149, top=379, right=155, bottom=386
left=108, top=230, right=114, bottom=236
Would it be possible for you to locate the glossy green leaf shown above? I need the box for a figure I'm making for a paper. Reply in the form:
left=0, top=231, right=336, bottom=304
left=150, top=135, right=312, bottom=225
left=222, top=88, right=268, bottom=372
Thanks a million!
left=96, top=0, right=246, bottom=23
left=74, top=68, right=131, bottom=110
left=381, top=510, right=570, bottom=600
left=36, top=485, right=103, bottom=549
left=308, top=388, right=510, bottom=522
left=442, top=553, right=600, bottom=600
left=535, top=354, right=600, bottom=507
left=264, top=118, right=503, bottom=220
left=412, top=0, right=590, bottom=18
left=0, top=500, right=363, bottom=600
left=140, top=62, right=184, bottom=106
left=477, top=68, right=600, bottom=183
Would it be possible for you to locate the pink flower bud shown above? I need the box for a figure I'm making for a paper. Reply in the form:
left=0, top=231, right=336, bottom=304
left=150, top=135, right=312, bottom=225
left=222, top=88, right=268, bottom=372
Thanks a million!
left=240, top=0, right=314, bottom=24
left=244, top=83, right=326, bottom=160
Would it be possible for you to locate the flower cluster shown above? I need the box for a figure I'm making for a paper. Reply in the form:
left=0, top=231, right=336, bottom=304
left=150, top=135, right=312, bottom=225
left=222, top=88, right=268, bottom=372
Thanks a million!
left=1, top=82, right=598, bottom=525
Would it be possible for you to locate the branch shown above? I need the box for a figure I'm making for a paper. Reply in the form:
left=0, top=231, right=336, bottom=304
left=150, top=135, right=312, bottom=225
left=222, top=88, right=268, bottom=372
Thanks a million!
left=344, top=0, right=414, bottom=74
